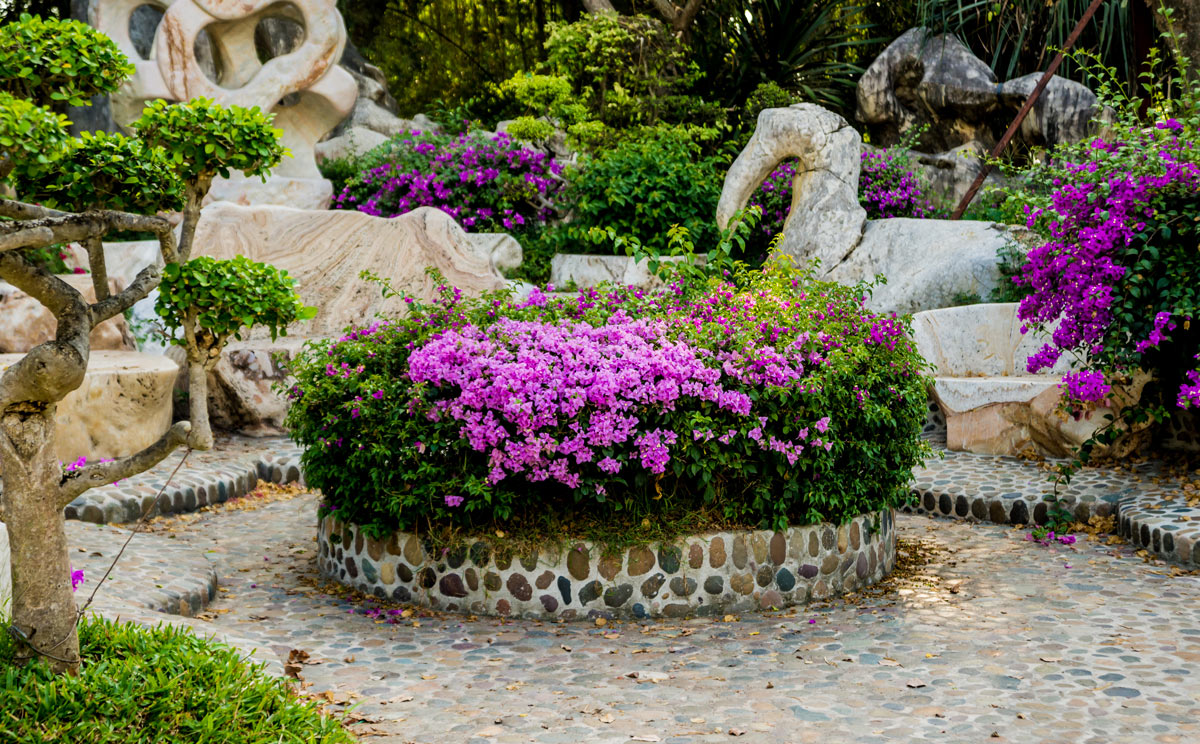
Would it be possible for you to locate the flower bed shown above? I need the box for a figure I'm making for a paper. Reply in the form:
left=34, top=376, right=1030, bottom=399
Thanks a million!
left=333, top=129, right=562, bottom=234
left=287, top=258, right=928, bottom=615
left=318, top=510, right=895, bottom=619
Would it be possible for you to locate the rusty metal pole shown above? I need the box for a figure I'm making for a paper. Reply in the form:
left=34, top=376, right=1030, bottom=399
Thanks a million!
left=950, top=0, right=1109, bottom=220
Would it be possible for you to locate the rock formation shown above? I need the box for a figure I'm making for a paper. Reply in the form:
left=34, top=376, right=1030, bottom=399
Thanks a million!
left=89, top=0, right=358, bottom=209
left=717, top=104, right=1033, bottom=314
left=855, top=27, right=1108, bottom=207
left=0, top=351, right=178, bottom=463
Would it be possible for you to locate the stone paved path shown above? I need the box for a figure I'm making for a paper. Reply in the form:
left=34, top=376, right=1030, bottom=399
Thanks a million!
left=76, top=491, right=1200, bottom=744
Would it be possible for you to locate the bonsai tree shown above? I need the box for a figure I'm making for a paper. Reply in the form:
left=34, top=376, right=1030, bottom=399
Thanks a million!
left=133, top=98, right=312, bottom=449
left=155, top=255, right=315, bottom=449
left=0, top=15, right=302, bottom=673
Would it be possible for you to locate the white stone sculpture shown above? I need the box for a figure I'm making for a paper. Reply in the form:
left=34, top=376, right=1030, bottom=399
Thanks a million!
left=91, top=0, right=358, bottom=209
left=717, top=104, right=1031, bottom=314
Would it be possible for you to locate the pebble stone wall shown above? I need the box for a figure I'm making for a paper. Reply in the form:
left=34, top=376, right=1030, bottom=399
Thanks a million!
left=317, top=510, right=897, bottom=620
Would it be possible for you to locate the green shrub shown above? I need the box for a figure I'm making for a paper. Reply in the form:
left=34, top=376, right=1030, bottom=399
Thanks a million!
left=286, top=243, right=931, bottom=543
left=535, top=129, right=727, bottom=257
left=133, top=98, right=284, bottom=185
left=156, top=256, right=315, bottom=349
left=13, top=131, right=183, bottom=212
left=543, top=13, right=715, bottom=130
left=0, top=615, right=352, bottom=743
left=0, top=13, right=132, bottom=107
left=741, top=81, right=794, bottom=128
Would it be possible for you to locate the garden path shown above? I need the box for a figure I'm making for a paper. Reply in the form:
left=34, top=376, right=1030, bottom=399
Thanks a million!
left=78, top=490, right=1200, bottom=743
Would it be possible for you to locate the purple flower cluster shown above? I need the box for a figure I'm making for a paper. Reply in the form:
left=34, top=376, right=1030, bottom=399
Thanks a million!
left=859, top=149, right=937, bottom=219
left=334, top=130, right=562, bottom=233
left=406, top=315, right=767, bottom=488
left=748, top=159, right=797, bottom=237
left=1017, top=129, right=1200, bottom=408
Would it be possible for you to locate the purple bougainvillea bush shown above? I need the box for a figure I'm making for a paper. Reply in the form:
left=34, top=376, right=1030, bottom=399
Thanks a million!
left=1012, top=118, right=1200, bottom=441
left=285, top=258, right=930, bottom=539
left=333, top=129, right=563, bottom=234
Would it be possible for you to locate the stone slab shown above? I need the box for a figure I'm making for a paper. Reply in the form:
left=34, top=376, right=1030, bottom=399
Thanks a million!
left=0, top=351, right=177, bottom=464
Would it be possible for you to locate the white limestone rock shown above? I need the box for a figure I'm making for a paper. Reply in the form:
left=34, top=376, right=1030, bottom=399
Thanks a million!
left=827, top=219, right=1029, bottom=315
left=717, top=104, right=866, bottom=269
left=315, top=126, right=390, bottom=164
left=0, top=351, right=178, bottom=464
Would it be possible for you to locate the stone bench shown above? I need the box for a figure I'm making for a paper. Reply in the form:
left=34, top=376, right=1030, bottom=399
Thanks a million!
left=911, top=303, right=1101, bottom=457
left=0, top=351, right=178, bottom=464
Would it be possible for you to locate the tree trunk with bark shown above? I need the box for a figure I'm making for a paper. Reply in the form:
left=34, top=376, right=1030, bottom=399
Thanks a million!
left=0, top=407, right=81, bottom=672
left=0, top=199, right=188, bottom=674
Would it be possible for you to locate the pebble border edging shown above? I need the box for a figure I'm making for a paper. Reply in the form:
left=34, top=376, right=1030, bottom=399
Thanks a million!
left=45, top=431, right=1200, bottom=569
left=317, top=510, right=897, bottom=620
left=59, top=440, right=304, bottom=525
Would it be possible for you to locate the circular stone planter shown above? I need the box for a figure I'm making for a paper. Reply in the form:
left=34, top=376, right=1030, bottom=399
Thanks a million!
left=317, top=510, right=896, bottom=620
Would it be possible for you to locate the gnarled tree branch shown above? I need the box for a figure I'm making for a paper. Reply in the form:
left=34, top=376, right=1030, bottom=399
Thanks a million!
left=58, top=421, right=191, bottom=505
left=0, top=198, right=68, bottom=221
left=91, top=263, right=161, bottom=325
left=83, top=236, right=109, bottom=302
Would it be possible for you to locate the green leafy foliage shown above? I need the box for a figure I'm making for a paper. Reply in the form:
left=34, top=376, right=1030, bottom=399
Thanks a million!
left=0, top=90, right=69, bottom=178
left=531, top=129, right=727, bottom=258
left=133, top=99, right=285, bottom=184
left=156, top=256, right=316, bottom=346
left=542, top=13, right=724, bottom=133
left=741, top=80, right=794, bottom=128
left=339, top=0, right=569, bottom=121
left=0, top=13, right=132, bottom=107
left=0, top=615, right=353, bottom=743
left=690, top=0, right=875, bottom=116
left=13, top=131, right=184, bottom=212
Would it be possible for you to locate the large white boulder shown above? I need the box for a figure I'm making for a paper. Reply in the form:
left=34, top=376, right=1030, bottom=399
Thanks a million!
left=826, top=219, right=1025, bottom=315
left=0, top=351, right=178, bottom=464
left=190, top=204, right=509, bottom=338
left=0, top=275, right=135, bottom=354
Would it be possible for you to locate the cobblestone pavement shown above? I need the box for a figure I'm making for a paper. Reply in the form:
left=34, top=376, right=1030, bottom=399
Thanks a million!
left=75, top=491, right=1200, bottom=744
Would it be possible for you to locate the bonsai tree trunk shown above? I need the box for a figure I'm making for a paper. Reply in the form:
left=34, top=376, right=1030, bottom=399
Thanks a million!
left=0, top=407, right=81, bottom=673
left=0, top=200, right=188, bottom=674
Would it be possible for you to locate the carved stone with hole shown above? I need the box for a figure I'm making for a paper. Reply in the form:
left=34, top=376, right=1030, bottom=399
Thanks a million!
left=90, top=0, right=358, bottom=209
left=717, top=104, right=1033, bottom=314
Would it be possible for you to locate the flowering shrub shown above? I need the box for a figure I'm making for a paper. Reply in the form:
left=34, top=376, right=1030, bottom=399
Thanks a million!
left=333, top=129, right=563, bottom=233
left=286, top=258, right=930, bottom=539
left=858, top=147, right=938, bottom=219
left=1013, top=120, right=1200, bottom=426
